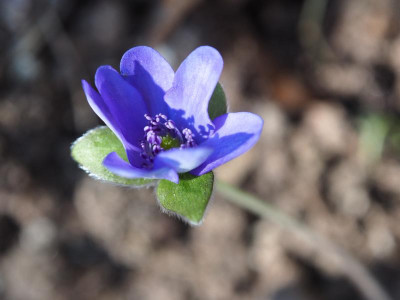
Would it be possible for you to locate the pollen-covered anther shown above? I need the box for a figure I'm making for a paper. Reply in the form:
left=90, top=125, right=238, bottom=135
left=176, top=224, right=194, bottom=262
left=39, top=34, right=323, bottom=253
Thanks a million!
left=181, top=128, right=196, bottom=148
left=146, top=130, right=162, bottom=144
left=165, top=120, right=176, bottom=130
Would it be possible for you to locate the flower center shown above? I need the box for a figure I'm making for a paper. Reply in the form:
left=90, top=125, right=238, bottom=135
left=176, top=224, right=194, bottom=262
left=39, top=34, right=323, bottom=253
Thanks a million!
left=140, top=113, right=197, bottom=168
left=161, top=134, right=181, bottom=150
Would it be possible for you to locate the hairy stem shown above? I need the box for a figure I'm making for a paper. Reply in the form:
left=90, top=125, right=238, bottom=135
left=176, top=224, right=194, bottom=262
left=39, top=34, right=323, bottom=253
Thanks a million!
left=215, top=180, right=391, bottom=300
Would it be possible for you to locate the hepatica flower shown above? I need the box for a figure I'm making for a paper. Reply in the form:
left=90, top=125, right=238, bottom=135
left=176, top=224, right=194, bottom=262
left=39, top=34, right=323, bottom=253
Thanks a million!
left=72, top=46, right=263, bottom=224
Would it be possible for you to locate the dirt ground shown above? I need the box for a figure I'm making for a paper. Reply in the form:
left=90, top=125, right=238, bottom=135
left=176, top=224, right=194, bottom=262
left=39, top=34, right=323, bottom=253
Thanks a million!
left=1, top=0, right=400, bottom=299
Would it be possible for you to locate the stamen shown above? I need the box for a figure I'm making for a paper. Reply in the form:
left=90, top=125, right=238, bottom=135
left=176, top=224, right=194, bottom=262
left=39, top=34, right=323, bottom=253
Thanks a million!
left=181, top=128, right=196, bottom=148
left=165, top=120, right=175, bottom=130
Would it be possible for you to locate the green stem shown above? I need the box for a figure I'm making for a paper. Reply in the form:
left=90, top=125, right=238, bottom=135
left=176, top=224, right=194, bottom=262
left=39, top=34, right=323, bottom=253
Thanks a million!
left=215, top=180, right=392, bottom=300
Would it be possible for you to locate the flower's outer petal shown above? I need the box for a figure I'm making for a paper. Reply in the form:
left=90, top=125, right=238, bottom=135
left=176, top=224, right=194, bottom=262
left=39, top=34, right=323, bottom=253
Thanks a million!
left=191, top=112, right=263, bottom=176
left=103, top=152, right=179, bottom=183
left=82, top=79, right=120, bottom=141
left=155, top=146, right=213, bottom=173
left=82, top=79, right=144, bottom=168
left=164, top=46, right=223, bottom=141
left=120, top=46, right=174, bottom=116
left=95, top=66, right=148, bottom=150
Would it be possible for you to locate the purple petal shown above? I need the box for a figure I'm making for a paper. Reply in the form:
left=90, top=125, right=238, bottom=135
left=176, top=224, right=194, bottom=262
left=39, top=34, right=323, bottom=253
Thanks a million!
left=120, top=46, right=174, bottom=116
left=155, top=146, right=213, bottom=173
left=191, top=112, right=263, bottom=176
left=82, top=80, right=119, bottom=140
left=164, top=46, right=223, bottom=141
left=95, top=66, right=148, bottom=149
left=103, top=152, right=179, bottom=183
left=82, top=80, right=144, bottom=167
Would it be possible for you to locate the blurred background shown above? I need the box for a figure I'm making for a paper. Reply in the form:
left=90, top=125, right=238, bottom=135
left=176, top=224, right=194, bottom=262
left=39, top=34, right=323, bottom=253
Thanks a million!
left=1, top=0, right=400, bottom=299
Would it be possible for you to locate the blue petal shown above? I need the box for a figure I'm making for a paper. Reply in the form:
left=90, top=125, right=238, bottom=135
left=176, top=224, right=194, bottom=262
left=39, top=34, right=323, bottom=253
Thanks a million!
left=82, top=80, right=120, bottom=141
left=82, top=80, right=145, bottom=167
left=120, top=46, right=174, bottom=116
left=95, top=66, right=148, bottom=150
left=164, top=46, right=223, bottom=142
left=155, top=146, right=213, bottom=173
left=191, top=112, right=263, bottom=176
left=103, top=152, right=179, bottom=183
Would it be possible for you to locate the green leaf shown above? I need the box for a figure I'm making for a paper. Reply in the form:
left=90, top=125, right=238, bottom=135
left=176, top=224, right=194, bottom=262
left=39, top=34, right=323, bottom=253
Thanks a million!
left=208, top=82, right=227, bottom=120
left=71, top=126, right=152, bottom=186
left=156, top=172, right=214, bottom=225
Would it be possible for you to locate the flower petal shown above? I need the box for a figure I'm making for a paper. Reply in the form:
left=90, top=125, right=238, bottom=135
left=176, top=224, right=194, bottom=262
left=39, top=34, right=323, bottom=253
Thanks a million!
left=120, top=46, right=174, bottom=116
left=82, top=79, right=119, bottom=140
left=82, top=79, right=145, bottom=168
left=164, top=46, right=223, bottom=141
left=103, top=152, right=179, bottom=183
left=95, top=65, right=148, bottom=149
left=155, top=146, right=213, bottom=173
left=191, top=112, right=263, bottom=176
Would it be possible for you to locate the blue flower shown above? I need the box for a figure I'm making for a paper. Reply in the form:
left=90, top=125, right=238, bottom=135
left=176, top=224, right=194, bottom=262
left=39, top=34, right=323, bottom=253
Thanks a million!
left=82, top=46, right=263, bottom=184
